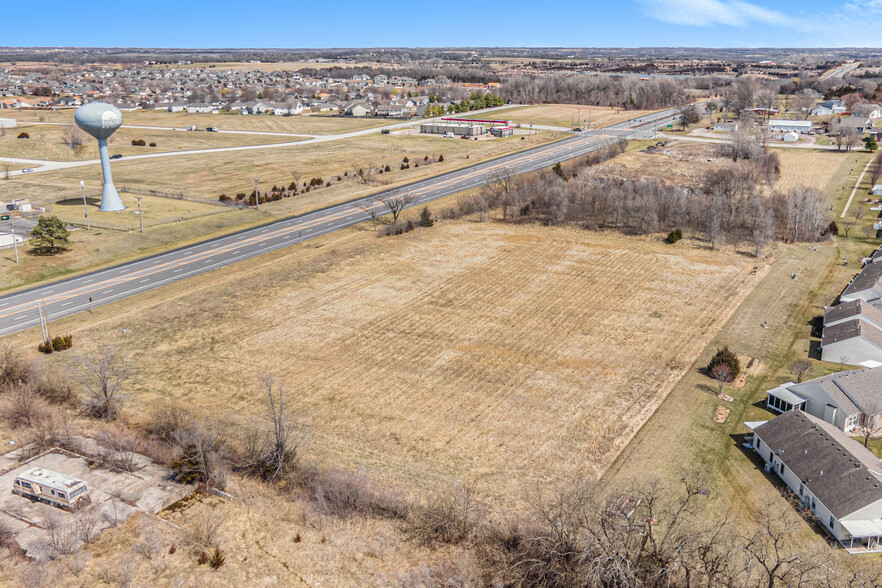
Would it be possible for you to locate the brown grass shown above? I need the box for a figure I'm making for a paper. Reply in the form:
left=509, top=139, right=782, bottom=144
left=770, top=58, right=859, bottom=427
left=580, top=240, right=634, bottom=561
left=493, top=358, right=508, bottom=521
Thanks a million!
left=463, top=104, right=660, bottom=129
left=0, top=123, right=301, bottom=161
left=1, top=109, right=396, bottom=135
left=20, top=220, right=767, bottom=504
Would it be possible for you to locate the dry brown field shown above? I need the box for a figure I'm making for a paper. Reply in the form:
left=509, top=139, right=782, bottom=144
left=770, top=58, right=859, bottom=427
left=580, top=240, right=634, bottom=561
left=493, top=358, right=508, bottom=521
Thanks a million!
left=0, top=131, right=563, bottom=208
left=463, top=103, right=659, bottom=128
left=0, top=123, right=299, bottom=161
left=18, top=220, right=767, bottom=504
left=771, top=147, right=861, bottom=192
left=0, top=109, right=397, bottom=135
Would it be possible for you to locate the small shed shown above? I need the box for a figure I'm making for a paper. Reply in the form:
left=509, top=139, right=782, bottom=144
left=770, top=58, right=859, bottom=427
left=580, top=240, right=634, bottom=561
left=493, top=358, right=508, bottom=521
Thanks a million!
left=782, top=132, right=799, bottom=142
left=872, top=184, right=882, bottom=196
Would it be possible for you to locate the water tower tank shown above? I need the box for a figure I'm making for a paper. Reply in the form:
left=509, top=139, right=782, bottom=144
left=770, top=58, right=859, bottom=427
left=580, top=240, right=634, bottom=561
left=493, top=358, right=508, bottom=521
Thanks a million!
left=74, top=103, right=125, bottom=212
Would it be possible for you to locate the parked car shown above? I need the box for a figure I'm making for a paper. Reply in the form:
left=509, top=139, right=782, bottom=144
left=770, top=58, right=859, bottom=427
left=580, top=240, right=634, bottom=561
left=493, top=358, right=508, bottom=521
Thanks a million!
left=21, top=168, right=34, bottom=174
left=110, top=154, right=123, bottom=159
left=443, top=132, right=455, bottom=138
left=186, top=125, right=197, bottom=131
left=380, top=129, right=391, bottom=135
left=206, top=126, right=218, bottom=132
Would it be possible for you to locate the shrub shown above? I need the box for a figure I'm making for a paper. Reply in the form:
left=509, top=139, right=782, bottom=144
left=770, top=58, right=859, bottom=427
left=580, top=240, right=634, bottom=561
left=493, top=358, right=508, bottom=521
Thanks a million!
left=131, top=139, right=146, bottom=146
left=208, top=547, right=225, bottom=569
left=552, top=162, right=564, bottom=178
left=149, top=142, right=156, bottom=147
left=666, top=228, right=683, bottom=244
left=218, top=194, right=231, bottom=202
left=337, top=175, right=342, bottom=181
left=419, top=207, right=434, bottom=227
left=825, top=221, right=839, bottom=236
left=402, top=156, right=409, bottom=163
left=29, top=215, right=72, bottom=255
left=707, top=345, right=740, bottom=381
left=414, top=162, right=419, bottom=167
left=438, top=154, right=444, bottom=162
left=405, top=219, right=414, bottom=232
left=385, top=164, right=391, bottom=172
left=17, top=132, right=28, bottom=139
left=400, top=163, right=409, bottom=170
left=51, top=334, right=72, bottom=352
left=195, top=549, right=209, bottom=565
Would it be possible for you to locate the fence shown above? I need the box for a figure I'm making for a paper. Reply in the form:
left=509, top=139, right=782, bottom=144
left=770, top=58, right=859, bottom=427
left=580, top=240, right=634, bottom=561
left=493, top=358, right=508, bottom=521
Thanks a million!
left=119, top=186, right=224, bottom=207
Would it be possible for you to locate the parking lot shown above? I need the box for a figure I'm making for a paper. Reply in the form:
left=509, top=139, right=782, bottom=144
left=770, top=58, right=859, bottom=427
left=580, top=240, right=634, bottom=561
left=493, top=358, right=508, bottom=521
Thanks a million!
left=0, top=441, right=194, bottom=560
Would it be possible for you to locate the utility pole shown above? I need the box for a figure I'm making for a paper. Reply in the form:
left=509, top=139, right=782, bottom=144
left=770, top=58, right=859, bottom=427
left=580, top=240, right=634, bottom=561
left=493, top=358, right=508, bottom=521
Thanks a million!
left=11, top=227, right=18, bottom=263
left=80, top=180, right=89, bottom=230
left=253, top=178, right=260, bottom=210
left=136, top=197, right=143, bottom=233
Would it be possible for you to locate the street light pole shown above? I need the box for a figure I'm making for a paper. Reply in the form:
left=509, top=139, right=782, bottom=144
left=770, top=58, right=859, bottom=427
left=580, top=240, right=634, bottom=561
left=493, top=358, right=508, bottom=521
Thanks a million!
left=79, top=180, right=89, bottom=230
left=136, top=197, right=143, bottom=233
left=11, top=227, right=18, bottom=263
left=253, top=178, right=259, bottom=210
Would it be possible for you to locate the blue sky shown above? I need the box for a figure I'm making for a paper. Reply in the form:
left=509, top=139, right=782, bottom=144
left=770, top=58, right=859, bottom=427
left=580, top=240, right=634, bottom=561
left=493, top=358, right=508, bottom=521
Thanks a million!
left=2, top=0, right=878, bottom=48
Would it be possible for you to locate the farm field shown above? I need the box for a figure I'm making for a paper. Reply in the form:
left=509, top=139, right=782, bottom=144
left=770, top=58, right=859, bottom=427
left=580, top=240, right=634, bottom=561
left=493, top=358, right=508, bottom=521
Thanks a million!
left=463, top=103, right=659, bottom=129
left=17, top=221, right=767, bottom=502
left=3, top=109, right=403, bottom=135
left=602, top=146, right=875, bottom=548
left=0, top=130, right=564, bottom=209
left=0, top=123, right=300, bottom=161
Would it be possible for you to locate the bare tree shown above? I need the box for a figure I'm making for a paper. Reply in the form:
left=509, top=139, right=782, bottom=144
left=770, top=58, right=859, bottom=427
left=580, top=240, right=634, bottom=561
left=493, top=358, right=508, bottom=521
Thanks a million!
left=75, top=507, right=101, bottom=544
left=357, top=205, right=380, bottom=230
left=96, top=425, right=141, bottom=472
left=242, top=375, right=298, bottom=482
left=709, top=364, right=733, bottom=396
left=858, top=400, right=882, bottom=447
left=356, top=165, right=375, bottom=185
left=488, top=168, right=515, bottom=219
left=793, top=89, right=819, bottom=119
left=872, top=150, right=882, bottom=187
left=61, top=124, right=84, bottom=149
left=844, top=127, right=861, bottom=152
left=788, top=359, right=814, bottom=383
left=79, top=347, right=131, bottom=421
left=375, top=193, right=416, bottom=225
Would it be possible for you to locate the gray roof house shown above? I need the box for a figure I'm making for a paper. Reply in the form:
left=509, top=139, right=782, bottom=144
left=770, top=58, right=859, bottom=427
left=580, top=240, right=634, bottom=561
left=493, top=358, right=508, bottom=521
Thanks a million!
left=840, top=117, right=873, bottom=134
left=765, top=367, right=882, bottom=432
left=821, top=300, right=882, bottom=366
left=747, top=410, right=882, bottom=553
left=840, top=262, right=882, bottom=303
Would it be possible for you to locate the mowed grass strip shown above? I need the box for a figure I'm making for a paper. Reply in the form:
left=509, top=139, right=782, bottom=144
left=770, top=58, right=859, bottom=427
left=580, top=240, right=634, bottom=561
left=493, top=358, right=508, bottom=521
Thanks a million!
left=23, top=221, right=766, bottom=503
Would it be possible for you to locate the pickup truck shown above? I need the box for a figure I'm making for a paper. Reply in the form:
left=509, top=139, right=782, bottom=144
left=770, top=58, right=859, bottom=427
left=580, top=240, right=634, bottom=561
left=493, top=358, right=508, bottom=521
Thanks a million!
left=186, top=125, right=197, bottom=131
left=206, top=126, right=218, bottom=132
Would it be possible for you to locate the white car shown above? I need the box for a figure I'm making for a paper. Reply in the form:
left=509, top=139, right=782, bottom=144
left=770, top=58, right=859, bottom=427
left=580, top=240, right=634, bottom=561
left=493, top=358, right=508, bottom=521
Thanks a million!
left=443, top=132, right=455, bottom=138
left=21, top=168, right=34, bottom=174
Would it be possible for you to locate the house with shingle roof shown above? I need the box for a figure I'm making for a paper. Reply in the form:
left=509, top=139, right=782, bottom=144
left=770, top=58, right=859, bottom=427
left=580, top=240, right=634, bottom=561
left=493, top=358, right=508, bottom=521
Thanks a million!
left=821, top=300, right=882, bottom=366
left=747, top=410, right=882, bottom=553
left=765, top=367, right=882, bottom=432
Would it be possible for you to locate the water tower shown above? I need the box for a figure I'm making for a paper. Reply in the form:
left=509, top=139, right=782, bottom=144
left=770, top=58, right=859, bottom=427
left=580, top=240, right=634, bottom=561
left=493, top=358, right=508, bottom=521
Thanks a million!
left=74, top=102, right=125, bottom=212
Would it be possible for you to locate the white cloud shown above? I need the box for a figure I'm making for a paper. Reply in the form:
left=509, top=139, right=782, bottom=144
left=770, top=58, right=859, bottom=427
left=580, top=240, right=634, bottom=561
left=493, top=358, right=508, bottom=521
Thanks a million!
left=641, top=0, right=794, bottom=27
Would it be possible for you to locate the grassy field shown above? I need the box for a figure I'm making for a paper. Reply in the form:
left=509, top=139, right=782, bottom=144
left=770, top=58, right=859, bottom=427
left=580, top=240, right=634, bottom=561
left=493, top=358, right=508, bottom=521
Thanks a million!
left=0, top=123, right=300, bottom=161
left=463, top=104, right=659, bottom=129
left=7, top=220, right=767, bottom=503
left=2, top=109, right=400, bottom=135
left=0, top=131, right=563, bottom=208
left=601, top=147, right=875, bottom=547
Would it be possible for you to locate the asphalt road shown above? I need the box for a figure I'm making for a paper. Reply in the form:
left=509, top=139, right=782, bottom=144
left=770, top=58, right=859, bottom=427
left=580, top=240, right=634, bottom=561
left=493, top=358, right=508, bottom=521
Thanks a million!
left=0, top=107, right=683, bottom=338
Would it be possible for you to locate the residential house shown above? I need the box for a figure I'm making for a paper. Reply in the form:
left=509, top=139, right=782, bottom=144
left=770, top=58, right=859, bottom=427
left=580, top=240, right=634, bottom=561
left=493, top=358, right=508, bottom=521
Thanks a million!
left=811, top=100, right=847, bottom=116
left=747, top=410, right=882, bottom=553
left=821, top=300, right=882, bottom=366
left=344, top=102, right=371, bottom=118
left=853, top=103, right=882, bottom=120
left=764, top=367, right=882, bottom=431
left=840, top=262, right=882, bottom=303
left=167, top=101, right=187, bottom=112
left=186, top=103, right=213, bottom=113
left=840, top=117, right=872, bottom=135
left=713, top=121, right=738, bottom=132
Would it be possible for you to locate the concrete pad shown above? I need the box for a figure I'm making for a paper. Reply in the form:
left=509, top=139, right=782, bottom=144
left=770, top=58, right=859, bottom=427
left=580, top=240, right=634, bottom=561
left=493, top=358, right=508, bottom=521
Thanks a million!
left=0, top=444, right=194, bottom=561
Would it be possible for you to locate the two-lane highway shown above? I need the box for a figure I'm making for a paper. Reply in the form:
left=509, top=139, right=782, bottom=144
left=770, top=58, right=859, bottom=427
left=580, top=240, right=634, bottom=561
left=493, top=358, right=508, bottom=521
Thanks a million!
left=0, top=107, right=683, bottom=337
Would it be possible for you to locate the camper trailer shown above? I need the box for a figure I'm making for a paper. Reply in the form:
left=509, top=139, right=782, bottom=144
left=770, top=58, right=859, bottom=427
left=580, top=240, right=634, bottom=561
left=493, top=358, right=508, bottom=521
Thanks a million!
left=12, top=467, right=90, bottom=510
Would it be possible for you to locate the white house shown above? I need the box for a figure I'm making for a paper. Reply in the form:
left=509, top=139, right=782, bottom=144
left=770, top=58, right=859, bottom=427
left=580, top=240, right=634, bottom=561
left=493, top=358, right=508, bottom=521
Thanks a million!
left=713, top=121, right=738, bottom=132
left=821, top=315, right=882, bottom=367
left=185, top=103, right=213, bottom=114
left=810, top=100, right=846, bottom=116
left=747, top=410, right=882, bottom=554
left=782, top=131, right=799, bottom=142
left=167, top=101, right=187, bottom=112
left=769, top=120, right=813, bottom=134
left=765, top=367, right=882, bottom=432
left=872, top=184, right=882, bottom=196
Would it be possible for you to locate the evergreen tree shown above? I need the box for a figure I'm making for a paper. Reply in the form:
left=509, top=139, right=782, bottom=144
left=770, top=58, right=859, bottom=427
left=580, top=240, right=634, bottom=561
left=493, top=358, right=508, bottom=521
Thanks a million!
left=29, top=215, right=72, bottom=255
